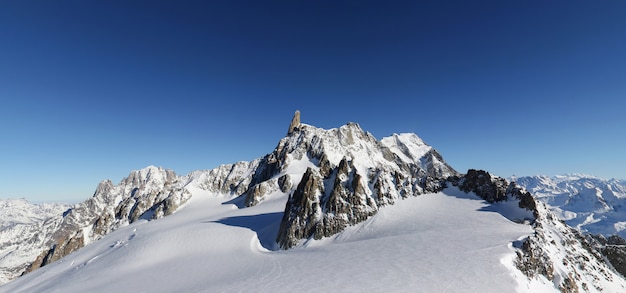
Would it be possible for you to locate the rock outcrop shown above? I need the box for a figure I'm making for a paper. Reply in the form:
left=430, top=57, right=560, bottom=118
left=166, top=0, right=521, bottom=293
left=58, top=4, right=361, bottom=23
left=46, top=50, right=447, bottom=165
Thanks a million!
left=451, top=169, right=537, bottom=214
left=287, top=110, right=300, bottom=135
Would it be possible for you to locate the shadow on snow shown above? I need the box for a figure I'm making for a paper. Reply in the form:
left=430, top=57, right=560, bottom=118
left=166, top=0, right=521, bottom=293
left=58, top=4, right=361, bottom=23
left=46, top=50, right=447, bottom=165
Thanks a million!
left=209, top=212, right=284, bottom=251
left=444, top=187, right=535, bottom=224
left=221, top=196, right=247, bottom=209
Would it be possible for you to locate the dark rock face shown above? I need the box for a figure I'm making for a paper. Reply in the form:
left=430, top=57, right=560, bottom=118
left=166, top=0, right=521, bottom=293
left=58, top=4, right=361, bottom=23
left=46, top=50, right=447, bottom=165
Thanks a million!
left=276, top=158, right=384, bottom=249
left=23, top=231, right=85, bottom=275
left=587, top=234, right=626, bottom=278
left=277, top=167, right=325, bottom=249
left=456, top=169, right=509, bottom=202
left=516, top=236, right=555, bottom=281
left=276, top=156, right=451, bottom=249
left=278, top=174, right=292, bottom=193
left=452, top=169, right=537, bottom=215
left=287, top=110, right=301, bottom=135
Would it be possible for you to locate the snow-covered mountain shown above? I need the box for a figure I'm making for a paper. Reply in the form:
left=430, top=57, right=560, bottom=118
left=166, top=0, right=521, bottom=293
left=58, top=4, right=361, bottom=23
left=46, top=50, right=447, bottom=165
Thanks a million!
left=0, top=200, right=71, bottom=284
left=513, top=174, right=626, bottom=238
left=0, top=166, right=192, bottom=284
left=1, top=112, right=625, bottom=292
left=0, top=199, right=70, bottom=229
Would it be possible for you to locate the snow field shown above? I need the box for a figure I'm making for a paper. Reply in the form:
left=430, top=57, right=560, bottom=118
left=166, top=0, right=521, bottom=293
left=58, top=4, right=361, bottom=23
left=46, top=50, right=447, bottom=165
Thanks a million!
left=1, top=187, right=539, bottom=293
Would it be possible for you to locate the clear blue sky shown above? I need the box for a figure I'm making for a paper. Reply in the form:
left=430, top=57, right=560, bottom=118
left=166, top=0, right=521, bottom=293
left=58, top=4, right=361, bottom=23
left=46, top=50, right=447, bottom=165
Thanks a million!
left=1, top=1, right=625, bottom=202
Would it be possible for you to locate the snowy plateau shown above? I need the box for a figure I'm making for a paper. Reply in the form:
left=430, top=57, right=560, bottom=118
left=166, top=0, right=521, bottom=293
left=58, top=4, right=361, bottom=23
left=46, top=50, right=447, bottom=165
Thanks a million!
left=1, top=113, right=625, bottom=292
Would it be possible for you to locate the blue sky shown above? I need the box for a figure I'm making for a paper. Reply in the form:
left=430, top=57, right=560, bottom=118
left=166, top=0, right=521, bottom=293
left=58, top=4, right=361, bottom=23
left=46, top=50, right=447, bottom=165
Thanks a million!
left=1, top=1, right=625, bottom=202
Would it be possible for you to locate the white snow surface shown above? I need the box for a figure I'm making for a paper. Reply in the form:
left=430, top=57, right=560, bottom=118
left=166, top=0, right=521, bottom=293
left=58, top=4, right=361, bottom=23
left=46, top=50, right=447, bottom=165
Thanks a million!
left=0, top=187, right=543, bottom=293
left=380, top=133, right=432, bottom=164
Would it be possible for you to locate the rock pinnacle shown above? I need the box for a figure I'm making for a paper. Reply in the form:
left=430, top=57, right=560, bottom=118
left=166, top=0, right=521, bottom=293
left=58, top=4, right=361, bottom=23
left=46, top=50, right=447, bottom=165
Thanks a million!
left=287, top=110, right=301, bottom=135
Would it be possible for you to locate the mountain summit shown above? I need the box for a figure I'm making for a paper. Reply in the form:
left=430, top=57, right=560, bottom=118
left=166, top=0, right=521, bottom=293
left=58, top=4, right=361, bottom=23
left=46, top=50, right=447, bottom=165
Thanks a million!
left=1, top=113, right=625, bottom=292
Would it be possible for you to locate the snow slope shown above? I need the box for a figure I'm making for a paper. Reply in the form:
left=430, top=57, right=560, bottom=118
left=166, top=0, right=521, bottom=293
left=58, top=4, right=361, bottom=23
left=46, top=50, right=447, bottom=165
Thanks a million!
left=0, top=187, right=544, bottom=293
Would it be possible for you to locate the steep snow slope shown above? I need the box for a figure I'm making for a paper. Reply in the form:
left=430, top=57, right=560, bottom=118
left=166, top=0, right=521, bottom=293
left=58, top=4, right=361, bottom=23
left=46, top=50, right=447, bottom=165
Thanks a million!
left=1, top=187, right=547, bottom=293
left=513, top=174, right=626, bottom=238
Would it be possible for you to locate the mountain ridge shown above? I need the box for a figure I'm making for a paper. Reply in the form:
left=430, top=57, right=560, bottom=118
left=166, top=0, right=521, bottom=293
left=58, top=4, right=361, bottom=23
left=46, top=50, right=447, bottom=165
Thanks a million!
left=1, top=112, right=625, bottom=292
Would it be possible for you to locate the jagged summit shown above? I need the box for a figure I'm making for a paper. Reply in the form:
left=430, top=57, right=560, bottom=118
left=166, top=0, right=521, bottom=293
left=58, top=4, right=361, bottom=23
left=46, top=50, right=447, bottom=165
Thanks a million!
left=244, top=116, right=457, bottom=210
left=239, top=115, right=458, bottom=249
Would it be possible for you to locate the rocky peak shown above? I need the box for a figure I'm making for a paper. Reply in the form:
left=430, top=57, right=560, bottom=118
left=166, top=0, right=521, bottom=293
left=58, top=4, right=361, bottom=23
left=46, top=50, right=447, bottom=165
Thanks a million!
left=270, top=119, right=457, bottom=248
left=244, top=112, right=457, bottom=208
left=122, top=166, right=175, bottom=189
left=287, top=110, right=301, bottom=135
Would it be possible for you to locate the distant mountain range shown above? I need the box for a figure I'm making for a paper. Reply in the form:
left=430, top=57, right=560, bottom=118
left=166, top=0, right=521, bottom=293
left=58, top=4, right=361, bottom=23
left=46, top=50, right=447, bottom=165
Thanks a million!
left=1, top=112, right=625, bottom=292
left=513, top=174, right=626, bottom=238
left=0, top=199, right=70, bottom=229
